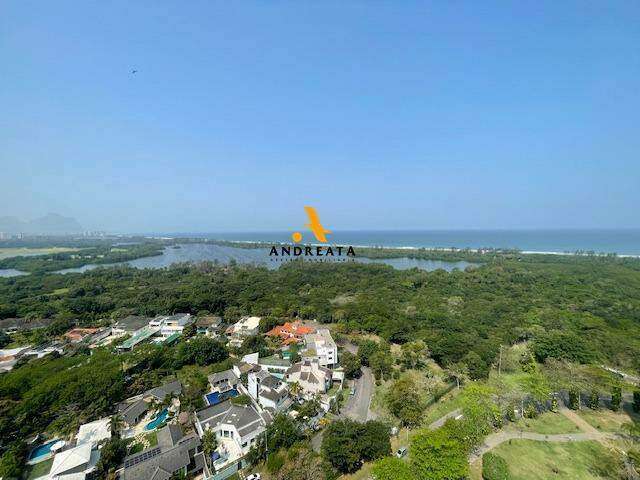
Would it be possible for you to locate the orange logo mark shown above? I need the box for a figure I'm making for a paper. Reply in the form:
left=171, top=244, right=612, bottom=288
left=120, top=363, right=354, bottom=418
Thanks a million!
left=292, top=206, right=331, bottom=243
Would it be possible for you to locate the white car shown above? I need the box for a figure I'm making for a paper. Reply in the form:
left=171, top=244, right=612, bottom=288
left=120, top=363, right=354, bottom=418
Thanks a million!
left=396, top=447, right=408, bottom=458
left=246, top=474, right=261, bottom=480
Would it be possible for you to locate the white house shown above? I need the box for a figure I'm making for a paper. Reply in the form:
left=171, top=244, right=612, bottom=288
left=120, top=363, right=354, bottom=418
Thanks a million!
left=225, top=316, right=261, bottom=347
left=247, top=369, right=290, bottom=411
left=303, top=329, right=338, bottom=367
left=286, top=359, right=333, bottom=396
left=149, top=313, right=193, bottom=339
left=47, top=443, right=100, bottom=480
left=194, top=401, right=268, bottom=465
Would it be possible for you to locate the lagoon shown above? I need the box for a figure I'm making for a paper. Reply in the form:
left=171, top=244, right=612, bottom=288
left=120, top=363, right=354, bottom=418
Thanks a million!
left=53, top=243, right=477, bottom=274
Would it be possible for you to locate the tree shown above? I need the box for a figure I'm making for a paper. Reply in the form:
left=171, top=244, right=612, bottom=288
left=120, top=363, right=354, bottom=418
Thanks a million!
left=321, top=419, right=362, bottom=474
left=357, top=340, right=379, bottom=366
left=201, top=429, right=218, bottom=463
left=371, top=457, right=415, bottom=480
left=410, top=427, right=468, bottom=480
left=633, top=390, right=640, bottom=413
left=341, top=350, right=362, bottom=379
left=400, top=340, right=430, bottom=369
left=96, top=437, right=128, bottom=476
left=176, top=337, right=228, bottom=366
left=532, top=330, right=594, bottom=364
left=464, top=351, right=489, bottom=380
left=321, top=419, right=390, bottom=474
left=0, top=331, right=10, bottom=348
left=357, top=421, right=392, bottom=462
left=482, top=452, right=510, bottom=480
left=0, top=443, right=26, bottom=480
left=386, top=375, right=425, bottom=427
left=182, top=322, right=197, bottom=338
left=370, top=350, right=393, bottom=381
left=267, top=414, right=302, bottom=451
left=446, top=362, right=469, bottom=389
left=588, top=390, right=600, bottom=410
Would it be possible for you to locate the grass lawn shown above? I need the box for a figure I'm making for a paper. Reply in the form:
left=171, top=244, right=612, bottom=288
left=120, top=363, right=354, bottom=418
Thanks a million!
left=422, top=388, right=464, bottom=426
left=23, top=458, right=53, bottom=480
left=492, top=439, right=617, bottom=479
left=504, top=412, right=581, bottom=435
left=577, top=406, right=640, bottom=433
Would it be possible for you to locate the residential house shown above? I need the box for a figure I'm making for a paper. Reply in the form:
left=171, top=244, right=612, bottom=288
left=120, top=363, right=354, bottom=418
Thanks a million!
left=76, top=417, right=111, bottom=447
left=46, top=442, right=100, bottom=480
left=0, top=317, right=52, bottom=334
left=196, top=315, right=222, bottom=336
left=208, top=369, right=241, bottom=393
left=257, top=355, right=291, bottom=379
left=194, top=401, right=269, bottom=465
left=150, top=313, right=194, bottom=340
left=120, top=424, right=204, bottom=480
left=64, top=327, right=99, bottom=343
left=248, top=369, right=290, bottom=411
left=266, top=321, right=315, bottom=346
left=286, top=359, right=333, bottom=396
left=117, top=381, right=182, bottom=429
left=303, top=329, right=338, bottom=367
left=225, top=316, right=261, bottom=347
left=111, top=315, right=152, bottom=336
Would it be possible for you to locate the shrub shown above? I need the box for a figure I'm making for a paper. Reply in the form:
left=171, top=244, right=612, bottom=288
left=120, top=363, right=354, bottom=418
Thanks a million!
left=568, top=389, right=580, bottom=410
left=633, top=390, right=640, bottom=413
left=482, top=452, right=510, bottom=480
left=266, top=452, right=285, bottom=474
left=611, top=386, right=622, bottom=412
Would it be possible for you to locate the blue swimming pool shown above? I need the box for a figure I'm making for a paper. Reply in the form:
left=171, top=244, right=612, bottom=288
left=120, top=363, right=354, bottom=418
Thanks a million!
left=144, top=408, right=169, bottom=431
left=205, top=388, right=239, bottom=406
left=29, top=439, right=58, bottom=461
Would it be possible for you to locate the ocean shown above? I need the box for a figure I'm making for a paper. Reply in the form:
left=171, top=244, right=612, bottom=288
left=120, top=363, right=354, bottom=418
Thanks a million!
left=166, top=229, right=640, bottom=257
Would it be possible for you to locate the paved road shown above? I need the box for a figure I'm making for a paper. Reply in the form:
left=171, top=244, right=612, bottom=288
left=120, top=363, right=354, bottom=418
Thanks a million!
left=311, top=341, right=376, bottom=452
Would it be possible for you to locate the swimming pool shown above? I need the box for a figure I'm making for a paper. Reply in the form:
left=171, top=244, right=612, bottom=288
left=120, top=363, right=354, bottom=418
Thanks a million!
left=144, top=409, right=169, bottom=431
left=28, top=439, right=58, bottom=462
left=205, top=388, right=239, bottom=406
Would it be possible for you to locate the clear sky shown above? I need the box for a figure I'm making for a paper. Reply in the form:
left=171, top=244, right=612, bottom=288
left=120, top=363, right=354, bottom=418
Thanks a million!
left=2, top=1, right=639, bottom=233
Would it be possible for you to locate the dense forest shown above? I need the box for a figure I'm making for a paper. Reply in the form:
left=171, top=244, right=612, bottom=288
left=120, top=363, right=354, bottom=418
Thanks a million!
left=2, top=253, right=640, bottom=374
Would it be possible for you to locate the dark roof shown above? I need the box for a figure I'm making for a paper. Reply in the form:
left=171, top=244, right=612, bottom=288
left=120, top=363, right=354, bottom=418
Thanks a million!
left=114, top=315, right=151, bottom=332
left=0, top=317, right=52, bottom=331
left=207, top=369, right=238, bottom=387
left=157, top=424, right=183, bottom=449
left=121, top=426, right=201, bottom=480
left=146, top=380, right=182, bottom=401
left=118, top=399, right=149, bottom=426
left=196, top=316, right=222, bottom=328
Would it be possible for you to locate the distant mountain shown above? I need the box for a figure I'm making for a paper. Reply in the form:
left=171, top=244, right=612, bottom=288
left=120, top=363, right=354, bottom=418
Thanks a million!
left=0, top=213, right=83, bottom=235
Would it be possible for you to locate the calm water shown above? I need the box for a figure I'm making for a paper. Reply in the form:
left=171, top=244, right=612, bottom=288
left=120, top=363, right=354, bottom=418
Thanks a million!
left=0, top=269, right=28, bottom=278
left=168, top=229, right=640, bottom=256
left=54, top=243, right=477, bottom=274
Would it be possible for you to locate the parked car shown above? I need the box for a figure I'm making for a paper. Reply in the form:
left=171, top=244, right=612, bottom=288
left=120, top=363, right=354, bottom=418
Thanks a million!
left=350, top=387, right=356, bottom=395
left=396, top=447, right=408, bottom=458
left=246, top=474, right=261, bottom=480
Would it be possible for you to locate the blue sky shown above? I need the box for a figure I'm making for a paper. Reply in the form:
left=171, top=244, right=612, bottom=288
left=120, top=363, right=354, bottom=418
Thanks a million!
left=2, top=1, right=639, bottom=232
